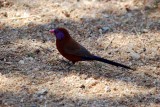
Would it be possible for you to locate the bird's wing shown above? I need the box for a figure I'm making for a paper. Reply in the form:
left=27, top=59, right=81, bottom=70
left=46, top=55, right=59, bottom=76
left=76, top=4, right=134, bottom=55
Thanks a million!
left=64, top=39, right=91, bottom=57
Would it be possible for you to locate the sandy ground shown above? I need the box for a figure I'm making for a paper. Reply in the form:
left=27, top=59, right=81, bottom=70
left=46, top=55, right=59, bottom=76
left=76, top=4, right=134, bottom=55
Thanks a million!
left=0, top=0, right=160, bottom=107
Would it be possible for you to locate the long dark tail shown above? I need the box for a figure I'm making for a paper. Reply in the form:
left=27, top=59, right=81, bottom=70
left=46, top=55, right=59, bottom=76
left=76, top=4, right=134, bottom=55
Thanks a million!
left=82, top=55, right=134, bottom=70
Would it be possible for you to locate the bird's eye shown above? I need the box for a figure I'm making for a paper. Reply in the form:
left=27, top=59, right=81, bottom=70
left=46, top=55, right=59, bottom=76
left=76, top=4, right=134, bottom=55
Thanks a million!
left=54, top=31, right=57, bottom=34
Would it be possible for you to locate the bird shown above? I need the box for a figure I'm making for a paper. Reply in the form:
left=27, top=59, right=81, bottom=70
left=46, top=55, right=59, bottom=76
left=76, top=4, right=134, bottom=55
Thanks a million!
left=49, top=27, right=135, bottom=70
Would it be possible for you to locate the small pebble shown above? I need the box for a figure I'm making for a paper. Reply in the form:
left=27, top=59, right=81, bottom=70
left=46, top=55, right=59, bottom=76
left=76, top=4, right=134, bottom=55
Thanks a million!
left=130, top=52, right=140, bottom=60
left=105, top=85, right=111, bottom=92
left=27, top=57, right=34, bottom=61
left=18, top=60, right=25, bottom=64
left=36, top=88, right=48, bottom=97
left=127, top=13, right=133, bottom=18
left=103, top=14, right=110, bottom=18
left=101, top=26, right=110, bottom=33
left=80, top=84, right=85, bottom=89
left=142, top=29, right=149, bottom=33
left=34, top=49, right=40, bottom=54
left=31, top=104, right=37, bottom=107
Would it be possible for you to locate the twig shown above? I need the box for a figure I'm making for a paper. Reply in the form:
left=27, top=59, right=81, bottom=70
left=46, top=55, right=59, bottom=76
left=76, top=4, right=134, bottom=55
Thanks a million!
left=105, top=37, right=115, bottom=50
left=133, top=27, right=140, bottom=36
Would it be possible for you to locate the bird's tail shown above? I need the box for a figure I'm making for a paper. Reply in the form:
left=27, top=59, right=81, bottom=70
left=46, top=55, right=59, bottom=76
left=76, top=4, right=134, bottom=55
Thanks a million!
left=82, top=55, right=134, bottom=70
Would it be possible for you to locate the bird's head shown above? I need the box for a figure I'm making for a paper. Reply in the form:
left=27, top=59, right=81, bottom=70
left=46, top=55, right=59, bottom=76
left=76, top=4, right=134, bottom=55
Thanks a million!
left=49, top=28, right=70, bottom=40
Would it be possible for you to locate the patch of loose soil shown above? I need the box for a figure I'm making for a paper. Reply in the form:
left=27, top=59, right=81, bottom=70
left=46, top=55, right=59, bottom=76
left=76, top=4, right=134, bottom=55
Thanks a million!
left=0, top=0, right=160, bottom=107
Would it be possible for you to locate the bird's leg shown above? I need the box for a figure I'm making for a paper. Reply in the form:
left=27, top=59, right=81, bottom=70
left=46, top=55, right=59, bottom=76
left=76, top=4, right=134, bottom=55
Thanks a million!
left=59, top=59, right=72, bottom=66
left=59, top=59, right=74, bottom=71
left=59, top=59, right=68, bottom=63
left=60, top=58, right=74, bottom=69
left=66, top=62, right=74, bottom=71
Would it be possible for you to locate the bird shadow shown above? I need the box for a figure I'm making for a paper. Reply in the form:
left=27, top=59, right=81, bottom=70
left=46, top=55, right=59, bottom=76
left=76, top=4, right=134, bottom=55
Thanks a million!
left=55, top=60, right=159, bottom=89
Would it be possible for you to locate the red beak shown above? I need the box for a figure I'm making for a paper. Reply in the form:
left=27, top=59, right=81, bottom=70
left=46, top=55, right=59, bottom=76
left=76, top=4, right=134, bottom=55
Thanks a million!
left=49, top=29, right=54, bottom=33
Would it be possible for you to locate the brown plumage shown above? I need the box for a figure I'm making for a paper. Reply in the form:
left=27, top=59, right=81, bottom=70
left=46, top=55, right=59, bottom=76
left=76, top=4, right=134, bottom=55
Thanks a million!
left=49, top=28, right=135, bottom=70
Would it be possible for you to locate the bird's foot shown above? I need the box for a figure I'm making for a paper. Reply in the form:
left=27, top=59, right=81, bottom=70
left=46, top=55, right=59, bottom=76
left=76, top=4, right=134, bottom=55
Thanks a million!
left=59, top=59, right=74, bottom=71
left=66, top=64, right=73, bottom=71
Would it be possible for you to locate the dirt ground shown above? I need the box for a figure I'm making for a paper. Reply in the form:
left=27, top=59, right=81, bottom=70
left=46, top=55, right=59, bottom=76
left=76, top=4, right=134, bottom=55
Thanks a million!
left=0, top=0, right=160, bottom=107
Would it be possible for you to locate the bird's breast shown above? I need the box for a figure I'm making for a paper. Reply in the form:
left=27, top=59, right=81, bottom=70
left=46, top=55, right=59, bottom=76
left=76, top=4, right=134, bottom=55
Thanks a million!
left=56, top=40, right=82, bottom=63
